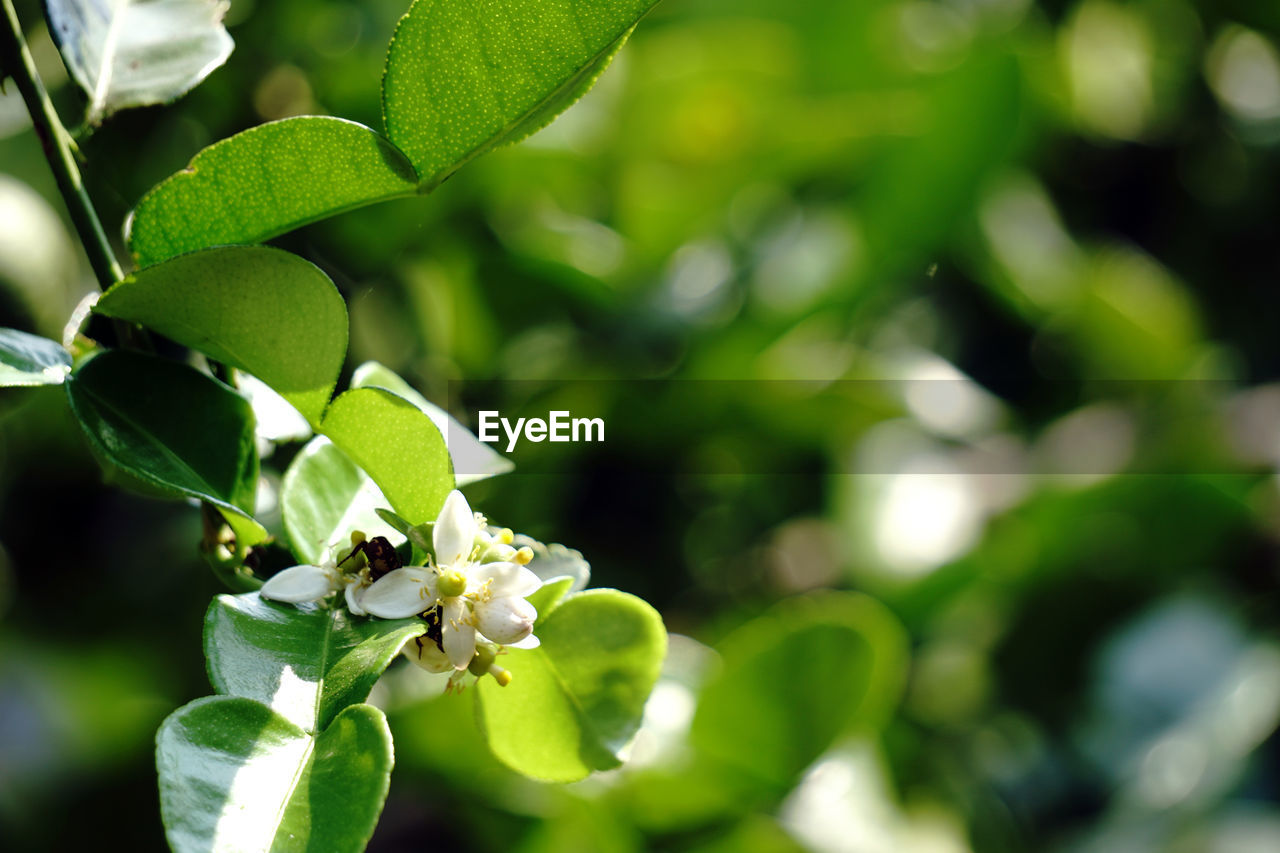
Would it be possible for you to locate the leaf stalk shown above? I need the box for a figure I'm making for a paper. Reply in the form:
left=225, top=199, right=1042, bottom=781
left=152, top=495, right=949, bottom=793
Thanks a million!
left=1, top=0, right=122, bottom=292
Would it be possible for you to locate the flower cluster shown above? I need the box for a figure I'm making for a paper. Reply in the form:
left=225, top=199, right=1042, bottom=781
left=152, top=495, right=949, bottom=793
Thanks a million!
left=261, top=490, right=543, bottom=687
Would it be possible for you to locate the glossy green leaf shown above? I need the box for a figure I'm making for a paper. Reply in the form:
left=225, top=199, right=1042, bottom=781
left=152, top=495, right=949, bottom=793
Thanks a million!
left=157, top=697, right=391, bottom=853
left=65, top=349, right=258, bottom=516
left=127, top=117, right=419, bottom=267
left=320, top=387, right=454, bottom=526
left=351, top=361, right=513, bottom=485
left=47, top=0, right=234, bottom=125
left=689, top=593, right=909, bottom=792
left=281, top=436, right=404, bottom=565
left=475, top=589, right=666, bottom=781
left=96, top=246, right=347, bottom=426
left=205, top=592, right=426, bottom=732
left=381, top=0, right=659, bottom=188
left=0, top=327, right=71, bottom=386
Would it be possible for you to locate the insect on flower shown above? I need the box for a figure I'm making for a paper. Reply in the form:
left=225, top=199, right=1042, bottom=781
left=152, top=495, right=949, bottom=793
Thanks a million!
left=339, top=534, right=403, bottom=581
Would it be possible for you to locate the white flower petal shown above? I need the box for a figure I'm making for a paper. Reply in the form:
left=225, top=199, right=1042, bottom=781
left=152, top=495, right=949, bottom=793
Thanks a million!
left=345, top=578, right=367, bottom=616
left=360, top=567, right=434, bottom=618
left=508, top=633, right=541, bottom=650
left=441, top=599, right=477, bottom=669
left=475, top=596, right=537, bottom=645
left=434, top=490, right=477, bottom=565
left=260, top=564, right=336, bottom=603
left=404, top=637, right=452, bottom=673
left=474, top=562, right=542, bottom=598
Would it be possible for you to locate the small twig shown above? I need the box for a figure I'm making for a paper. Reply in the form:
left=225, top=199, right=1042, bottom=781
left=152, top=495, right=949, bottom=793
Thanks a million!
left=1, top=0, right=121, bottom=291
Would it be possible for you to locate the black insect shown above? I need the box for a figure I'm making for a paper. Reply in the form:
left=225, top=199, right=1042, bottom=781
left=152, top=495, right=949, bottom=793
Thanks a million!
left=339, top=535, right=403, bottom=581
left=420, top=606, right=444, bottom=652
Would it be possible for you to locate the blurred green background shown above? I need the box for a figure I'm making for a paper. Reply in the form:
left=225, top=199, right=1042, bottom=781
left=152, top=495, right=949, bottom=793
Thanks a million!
left=4, top=0, right=1280, bottom=850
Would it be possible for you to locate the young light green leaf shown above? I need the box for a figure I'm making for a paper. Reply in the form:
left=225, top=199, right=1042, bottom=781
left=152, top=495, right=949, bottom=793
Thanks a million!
left=0, top=327, right=71, bottom=386
left=157, top=697, right=391, bottom=853
left=47, top=0, right=234, bottom=125
left=205, top=592, right=426, bottom=732
left=126, top=117, right=419, bottom=267
left=218, top=506, right=270, bottom=553
left=381, top=0, right=659, bottom=188
left=689, top=593, right=909, bottom=793
left=320, top=387, right=455, bottom=526
left=281, top=436, right=404, bottom=565
left=475, top=589, right=666, bottom=781
left=65, top=349, right=258, bottom=517
left=96, top=246, right=348, bottom=426
left=351, top=361, right=513, bottom=486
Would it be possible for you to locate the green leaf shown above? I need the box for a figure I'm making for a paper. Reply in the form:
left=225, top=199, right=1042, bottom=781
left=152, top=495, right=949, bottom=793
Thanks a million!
left=218, top=507, right=270, bottom=553
left=205, top=592, right=426, bottom=732
left=475, top=589, right=666, bottom=781
left=96, top=246, right=347, bottom=426
left=351, top=361, right=513, bottom=486
left=0, top=327, right=71, bottom=386
left=320, top=387, right=455, bottom=526
left=381, top=0, right=659, bottom=188
left=65, top=349, right=258, bottom=516
left=157, top=697, right=391, bottom=853
left=689, top=593, right=909, bottom=793
left=281, top=436, right=404, bottom=565
left=126, top=117, right=419, bottom=267
left=46, top=0, right=234, bottom=125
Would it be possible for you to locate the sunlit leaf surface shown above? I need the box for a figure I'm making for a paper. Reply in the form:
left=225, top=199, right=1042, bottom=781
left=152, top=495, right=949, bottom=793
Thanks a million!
left=382, top=0, right=658, bottom=187
left=157, top=697, right=391, bottom=853
left=281, top=436, right=403, bottom=566
left=320, top=386, right=455, bottom=526
left=351, top=360, right=513, bottom=486
left=475, top=589, right=666, bottom=781
left=204, top=592, right=425, bottom=732
left=96, top=246, right=347, bottom=426
left=126, top=117, right=418, bottom=267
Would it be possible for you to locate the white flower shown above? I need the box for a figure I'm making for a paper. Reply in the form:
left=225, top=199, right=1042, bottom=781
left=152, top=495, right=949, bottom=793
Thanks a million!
left=261, top=550, right=372, bottom=614
left=344, top=569, right=373, bottom=616
left=260, top=558, right=342, bottom=604
left=361, top=490, right=542, bottom=669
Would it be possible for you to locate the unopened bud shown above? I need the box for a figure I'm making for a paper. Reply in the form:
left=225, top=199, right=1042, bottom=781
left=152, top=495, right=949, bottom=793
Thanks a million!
left=468, top=644, right=497, bottom=676
left=479, top=541, right=517, bottom=563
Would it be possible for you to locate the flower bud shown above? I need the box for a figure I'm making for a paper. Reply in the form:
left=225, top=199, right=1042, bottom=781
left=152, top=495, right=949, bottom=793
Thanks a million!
left=475, top=597, right=537, bottom=645
left=468, top=644, right=497, bottom=676
left=478, top=541, right=517, bottom=563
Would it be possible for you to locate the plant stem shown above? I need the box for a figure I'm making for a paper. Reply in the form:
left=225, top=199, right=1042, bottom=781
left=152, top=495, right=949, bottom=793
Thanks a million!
left=1, top=0, right=123, bottom=292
